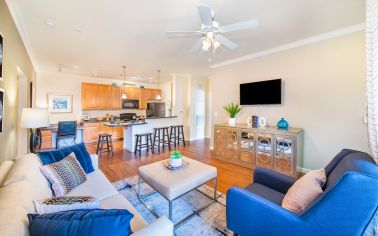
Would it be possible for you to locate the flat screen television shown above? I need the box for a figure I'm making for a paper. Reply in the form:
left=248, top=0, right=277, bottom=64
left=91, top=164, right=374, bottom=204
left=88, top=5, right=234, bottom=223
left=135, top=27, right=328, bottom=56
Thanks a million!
left=240, top=79, right=282, bottom=105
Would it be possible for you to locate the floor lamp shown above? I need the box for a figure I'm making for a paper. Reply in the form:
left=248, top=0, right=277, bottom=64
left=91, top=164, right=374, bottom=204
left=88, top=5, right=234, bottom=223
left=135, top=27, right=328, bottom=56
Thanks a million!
left=20, top=108, right=49, bottom=153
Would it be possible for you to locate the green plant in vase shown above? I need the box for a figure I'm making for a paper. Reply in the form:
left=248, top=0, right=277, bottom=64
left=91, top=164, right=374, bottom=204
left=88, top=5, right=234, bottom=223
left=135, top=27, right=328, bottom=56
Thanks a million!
left=170, top=150, right=183, bottom=167
left=223, top=102, right=242, bottom=126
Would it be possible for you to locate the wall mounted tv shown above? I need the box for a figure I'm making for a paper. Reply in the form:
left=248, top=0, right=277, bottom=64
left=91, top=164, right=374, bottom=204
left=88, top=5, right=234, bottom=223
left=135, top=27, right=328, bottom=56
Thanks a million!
left=240, top=79, right=282, bottom=105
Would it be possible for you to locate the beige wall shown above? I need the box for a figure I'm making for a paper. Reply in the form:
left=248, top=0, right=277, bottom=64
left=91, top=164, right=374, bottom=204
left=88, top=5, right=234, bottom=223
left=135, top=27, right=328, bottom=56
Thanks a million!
left=0, top=0, right=36, bottom=162
left=210, top=31, right=368, bottom=170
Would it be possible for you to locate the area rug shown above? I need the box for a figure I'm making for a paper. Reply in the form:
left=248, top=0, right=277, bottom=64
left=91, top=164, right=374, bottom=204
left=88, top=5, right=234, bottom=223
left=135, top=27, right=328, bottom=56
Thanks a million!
left=112, top=175, right=232, bottom=236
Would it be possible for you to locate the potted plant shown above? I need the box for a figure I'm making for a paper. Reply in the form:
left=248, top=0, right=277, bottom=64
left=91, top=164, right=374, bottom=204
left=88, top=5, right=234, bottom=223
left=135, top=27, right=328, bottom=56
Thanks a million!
left=223, top=102, right=242, bottom=126
left=170, top=150, right=183, bottom=168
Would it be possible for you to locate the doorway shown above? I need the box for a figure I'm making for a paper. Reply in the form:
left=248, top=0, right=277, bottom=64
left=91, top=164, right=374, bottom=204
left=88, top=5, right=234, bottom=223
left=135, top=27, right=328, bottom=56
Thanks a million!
left=17, top=67, right=28, bottom=155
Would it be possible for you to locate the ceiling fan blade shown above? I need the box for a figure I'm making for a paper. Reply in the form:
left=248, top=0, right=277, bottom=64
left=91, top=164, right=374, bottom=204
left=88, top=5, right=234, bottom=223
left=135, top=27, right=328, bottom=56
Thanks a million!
left=197, top=5, right=213, bottom=26
left=215, top=35, right=238, bottom=50
left=190, top=38, right=204, bottom=53
left=166, top=31, right=202, bottom=38
left=219, top=19, right=258, bottom=33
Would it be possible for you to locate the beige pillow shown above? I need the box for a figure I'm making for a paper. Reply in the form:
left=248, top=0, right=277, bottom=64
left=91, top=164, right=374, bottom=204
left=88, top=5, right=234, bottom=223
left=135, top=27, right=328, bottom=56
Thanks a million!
left=282, top=168, right=326, bottom=213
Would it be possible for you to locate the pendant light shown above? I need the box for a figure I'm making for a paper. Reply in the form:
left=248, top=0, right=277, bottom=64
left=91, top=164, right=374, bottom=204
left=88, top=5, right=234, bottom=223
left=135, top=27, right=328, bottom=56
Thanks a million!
left=121, top=65, right=127, bottom=100
left=156, top=69, right=162, bottom=100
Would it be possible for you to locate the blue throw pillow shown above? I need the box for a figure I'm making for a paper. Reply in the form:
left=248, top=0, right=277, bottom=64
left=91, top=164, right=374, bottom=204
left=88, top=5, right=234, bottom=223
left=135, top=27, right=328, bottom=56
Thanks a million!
left=38, top=143, right=94, bottom=174
left=28, top=209, right=134, bottom=236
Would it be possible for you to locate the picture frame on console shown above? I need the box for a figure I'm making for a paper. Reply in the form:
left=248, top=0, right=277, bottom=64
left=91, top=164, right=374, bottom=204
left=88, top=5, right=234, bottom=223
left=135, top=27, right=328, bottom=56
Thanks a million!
left=48, top=94, right=73, bottom=113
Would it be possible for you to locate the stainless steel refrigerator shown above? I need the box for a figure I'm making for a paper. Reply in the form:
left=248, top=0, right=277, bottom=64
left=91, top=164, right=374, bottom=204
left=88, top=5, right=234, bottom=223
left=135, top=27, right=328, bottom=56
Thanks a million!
left=146, top=101, right=166, bottom=117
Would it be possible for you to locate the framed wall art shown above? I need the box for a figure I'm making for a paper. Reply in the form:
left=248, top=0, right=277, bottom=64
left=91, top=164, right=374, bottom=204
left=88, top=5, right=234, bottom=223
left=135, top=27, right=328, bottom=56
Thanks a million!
left=48, top=94, right=73, bottom=113
left=0, top=33, right=3, bottom=81
left=0, top=88, right=4, bottom=133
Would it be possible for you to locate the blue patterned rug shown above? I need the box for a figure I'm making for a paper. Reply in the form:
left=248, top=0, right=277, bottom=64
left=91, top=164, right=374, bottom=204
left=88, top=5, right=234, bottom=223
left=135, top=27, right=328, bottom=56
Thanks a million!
left=113, top=175, right=231, bottom=236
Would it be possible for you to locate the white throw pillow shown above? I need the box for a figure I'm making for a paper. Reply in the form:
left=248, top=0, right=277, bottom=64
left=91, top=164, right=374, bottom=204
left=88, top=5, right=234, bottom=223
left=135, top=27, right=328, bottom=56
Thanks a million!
left=0, top=161, right=14, bottom=186
left=34, top=196, right=99, bottom=214
left=3, top=154, right=52, bottom=199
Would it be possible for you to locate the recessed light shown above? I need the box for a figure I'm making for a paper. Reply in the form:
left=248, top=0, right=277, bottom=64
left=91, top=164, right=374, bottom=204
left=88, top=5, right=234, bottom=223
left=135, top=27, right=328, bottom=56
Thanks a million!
left=74, top=28, right=82, bottom=33
left=44, top=18, right=56, bottom=28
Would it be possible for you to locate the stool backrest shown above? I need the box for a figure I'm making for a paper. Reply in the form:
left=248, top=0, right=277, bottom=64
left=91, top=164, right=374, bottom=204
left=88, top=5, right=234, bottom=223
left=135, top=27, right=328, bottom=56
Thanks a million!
left=57, top=121, right=77, bottom=137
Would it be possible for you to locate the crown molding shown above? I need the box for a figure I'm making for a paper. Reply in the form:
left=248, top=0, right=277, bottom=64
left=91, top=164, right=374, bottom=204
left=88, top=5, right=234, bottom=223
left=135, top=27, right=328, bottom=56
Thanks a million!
left=210, top=23, right=365, bottom=69
left=5, top=0, right=40, bottom=72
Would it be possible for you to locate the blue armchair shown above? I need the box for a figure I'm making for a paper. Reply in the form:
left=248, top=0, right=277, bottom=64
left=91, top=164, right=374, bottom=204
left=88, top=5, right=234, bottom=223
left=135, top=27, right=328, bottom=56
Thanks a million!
left=226, top=149, right=378, bottom=236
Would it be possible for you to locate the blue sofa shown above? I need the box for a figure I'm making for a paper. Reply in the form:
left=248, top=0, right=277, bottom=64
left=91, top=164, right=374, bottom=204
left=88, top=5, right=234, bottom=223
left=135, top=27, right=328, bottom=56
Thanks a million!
left=226, top=149, right=378, bottom=236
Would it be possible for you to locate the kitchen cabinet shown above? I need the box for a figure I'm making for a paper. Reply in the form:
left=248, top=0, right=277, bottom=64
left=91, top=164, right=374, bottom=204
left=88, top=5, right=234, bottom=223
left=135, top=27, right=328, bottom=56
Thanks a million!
left=82, top=83, right=98, bottom=110
left=112, top=127, right=124, bottom=140
left=111, top=86, right=122, bottom=109
left=82, top=82, right=161, bottom=110
left=83, top=122, right=100, bottom=144
left=97, top=85, right=111, bottom=109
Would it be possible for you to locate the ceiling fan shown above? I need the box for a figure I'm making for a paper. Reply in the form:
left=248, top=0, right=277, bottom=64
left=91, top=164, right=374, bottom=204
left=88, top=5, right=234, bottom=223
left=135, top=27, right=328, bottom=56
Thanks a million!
left=166, top=5, right=258, bottom=53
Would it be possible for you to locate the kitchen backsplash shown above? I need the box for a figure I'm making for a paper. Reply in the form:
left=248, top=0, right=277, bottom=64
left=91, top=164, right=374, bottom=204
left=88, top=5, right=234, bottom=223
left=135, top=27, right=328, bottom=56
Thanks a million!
left=84, top=109, right=146, bottom=118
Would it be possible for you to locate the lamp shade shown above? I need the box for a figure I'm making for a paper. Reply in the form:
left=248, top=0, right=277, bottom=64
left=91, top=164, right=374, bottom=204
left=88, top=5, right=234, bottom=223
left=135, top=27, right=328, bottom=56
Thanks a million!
left=20, top=108, right=49, bottom=128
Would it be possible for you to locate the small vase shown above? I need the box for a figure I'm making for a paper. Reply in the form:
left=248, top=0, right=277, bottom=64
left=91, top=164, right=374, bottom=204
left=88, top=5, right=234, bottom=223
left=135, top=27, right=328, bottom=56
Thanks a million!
left=228, top=118, right=236, bottom=126
left=277, top=118, right=289, bottom=129
left=170, top=158, right=182, bottom=168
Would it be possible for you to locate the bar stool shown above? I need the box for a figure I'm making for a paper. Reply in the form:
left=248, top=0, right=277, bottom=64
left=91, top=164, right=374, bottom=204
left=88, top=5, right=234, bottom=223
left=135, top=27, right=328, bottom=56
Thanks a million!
left=152, top=127, right=171, bottom=152
left=134, top=133, right=153, bottom=154
left=96, top=134, right=113, bottom=157
left=170, top=125, right=186, bottom=147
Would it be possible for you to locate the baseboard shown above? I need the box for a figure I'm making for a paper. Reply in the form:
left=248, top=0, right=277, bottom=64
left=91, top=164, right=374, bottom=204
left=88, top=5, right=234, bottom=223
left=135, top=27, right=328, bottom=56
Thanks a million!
left=298, top=167, right=312, bottom=173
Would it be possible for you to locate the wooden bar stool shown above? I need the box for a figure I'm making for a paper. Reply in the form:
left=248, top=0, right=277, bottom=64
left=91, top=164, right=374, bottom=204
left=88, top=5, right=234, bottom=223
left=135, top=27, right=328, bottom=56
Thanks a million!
left=170, top=125, right=186, bottom=147
left=96, top=134, right=113, bottom=157
left=152, top=127, right=171, bottom=152
left=135, top=133, right=153, bottom=154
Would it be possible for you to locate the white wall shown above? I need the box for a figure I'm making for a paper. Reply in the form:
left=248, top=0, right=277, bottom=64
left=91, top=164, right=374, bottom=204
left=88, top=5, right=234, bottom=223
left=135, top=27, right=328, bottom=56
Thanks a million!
left=36, top=71, right=166, bottom=124
left=209, top=31, right=368, bottom=170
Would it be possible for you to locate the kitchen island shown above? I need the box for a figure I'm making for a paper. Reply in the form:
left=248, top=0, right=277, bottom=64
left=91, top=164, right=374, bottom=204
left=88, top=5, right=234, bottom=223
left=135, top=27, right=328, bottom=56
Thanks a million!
left=105, top=116, right=180, bottom=152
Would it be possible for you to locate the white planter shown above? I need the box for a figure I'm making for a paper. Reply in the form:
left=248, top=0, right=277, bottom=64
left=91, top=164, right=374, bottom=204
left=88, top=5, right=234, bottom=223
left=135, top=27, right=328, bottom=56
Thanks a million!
left=170, top=158, right=183, bottom=168
left=228, top=118, right=236, bottom=126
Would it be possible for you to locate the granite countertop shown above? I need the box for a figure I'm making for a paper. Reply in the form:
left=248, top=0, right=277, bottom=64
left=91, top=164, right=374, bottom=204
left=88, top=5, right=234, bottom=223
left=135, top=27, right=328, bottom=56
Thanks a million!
left=145, top=116, right=178, bottom=119
left=104, top=121, right=147, bottom=127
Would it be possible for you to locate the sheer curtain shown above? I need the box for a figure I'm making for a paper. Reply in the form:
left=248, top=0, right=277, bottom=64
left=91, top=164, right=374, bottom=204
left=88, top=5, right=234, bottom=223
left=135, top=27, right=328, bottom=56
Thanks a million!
left=366, top=0, right=378, bottom=164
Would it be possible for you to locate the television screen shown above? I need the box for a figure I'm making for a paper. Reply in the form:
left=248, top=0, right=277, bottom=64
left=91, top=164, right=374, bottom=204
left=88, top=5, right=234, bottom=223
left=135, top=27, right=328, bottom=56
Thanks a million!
left=240, top=79, right=282, bottom=105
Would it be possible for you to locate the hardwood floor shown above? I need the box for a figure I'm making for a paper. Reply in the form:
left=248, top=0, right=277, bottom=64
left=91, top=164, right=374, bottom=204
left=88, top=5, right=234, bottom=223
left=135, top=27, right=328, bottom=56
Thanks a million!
left=86, top=139, right=253, bottom=194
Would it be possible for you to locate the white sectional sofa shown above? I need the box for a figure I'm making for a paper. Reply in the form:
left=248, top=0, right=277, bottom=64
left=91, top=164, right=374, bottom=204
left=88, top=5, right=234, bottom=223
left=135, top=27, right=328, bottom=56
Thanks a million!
left=0, top=153, right=173, bottom=236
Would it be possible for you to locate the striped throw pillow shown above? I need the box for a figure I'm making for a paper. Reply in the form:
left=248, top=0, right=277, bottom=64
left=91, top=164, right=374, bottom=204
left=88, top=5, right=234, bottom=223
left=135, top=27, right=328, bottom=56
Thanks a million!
left=40, top=153, right=87, bottom=197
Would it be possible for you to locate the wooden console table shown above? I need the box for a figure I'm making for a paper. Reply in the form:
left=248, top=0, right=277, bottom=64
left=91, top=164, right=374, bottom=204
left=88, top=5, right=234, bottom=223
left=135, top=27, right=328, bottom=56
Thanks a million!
left=214, top=123, right=303, bottom=177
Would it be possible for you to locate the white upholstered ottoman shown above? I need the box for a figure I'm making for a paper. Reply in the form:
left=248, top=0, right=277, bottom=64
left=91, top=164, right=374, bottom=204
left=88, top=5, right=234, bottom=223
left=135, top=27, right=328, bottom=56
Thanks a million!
left=138, top=157, right=217, bottom=227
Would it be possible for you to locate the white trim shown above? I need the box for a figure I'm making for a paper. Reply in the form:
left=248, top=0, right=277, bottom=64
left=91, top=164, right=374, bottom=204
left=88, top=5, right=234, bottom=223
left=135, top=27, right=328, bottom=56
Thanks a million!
left=210, top=23, right=365, bottom=69
left=298, top=167, right=311, bottom=174
left=5, top=0, right=40, bottom=72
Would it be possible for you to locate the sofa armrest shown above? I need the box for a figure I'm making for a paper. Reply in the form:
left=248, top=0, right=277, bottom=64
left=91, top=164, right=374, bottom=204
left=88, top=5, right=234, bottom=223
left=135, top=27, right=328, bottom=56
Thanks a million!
left=253, top=167, right=296, bottom=193
left=90, top=154, right=99, bottom=170
left=226, top=187, right=300, bottom=235
left=131, top=216, right=174, bottom=236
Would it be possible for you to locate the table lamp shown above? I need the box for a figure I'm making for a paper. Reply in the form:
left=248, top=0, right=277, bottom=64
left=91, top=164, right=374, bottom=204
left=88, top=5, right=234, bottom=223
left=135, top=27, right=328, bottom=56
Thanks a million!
left=20, top=108, right=49, bottom=153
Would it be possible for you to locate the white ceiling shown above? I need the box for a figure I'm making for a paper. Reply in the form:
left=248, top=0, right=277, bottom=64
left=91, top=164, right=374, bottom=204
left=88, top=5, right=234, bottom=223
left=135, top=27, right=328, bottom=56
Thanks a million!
left=9, top=0, right=365, bottom=81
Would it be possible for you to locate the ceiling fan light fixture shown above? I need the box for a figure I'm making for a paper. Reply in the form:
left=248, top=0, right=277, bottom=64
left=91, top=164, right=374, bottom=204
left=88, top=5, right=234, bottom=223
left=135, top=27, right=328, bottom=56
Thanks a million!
left=213, top=40, right=221, bottom=49
left=202, top=38, right=212, bottom=51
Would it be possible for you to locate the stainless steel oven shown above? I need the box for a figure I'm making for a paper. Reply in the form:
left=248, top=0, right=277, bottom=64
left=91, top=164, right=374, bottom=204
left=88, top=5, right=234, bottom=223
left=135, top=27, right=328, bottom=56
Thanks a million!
left=122, top=99, right=139, bottom=109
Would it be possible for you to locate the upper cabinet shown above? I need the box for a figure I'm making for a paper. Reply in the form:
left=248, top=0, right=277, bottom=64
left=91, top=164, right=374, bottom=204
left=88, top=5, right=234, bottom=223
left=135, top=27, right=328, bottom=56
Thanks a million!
left=111, top=86, right=122, bottom=109
left=82, top=82, right=161, bottom=110
left=82, top=83, right=98, bottom=110
left=97, top=84, right=111, bottom=109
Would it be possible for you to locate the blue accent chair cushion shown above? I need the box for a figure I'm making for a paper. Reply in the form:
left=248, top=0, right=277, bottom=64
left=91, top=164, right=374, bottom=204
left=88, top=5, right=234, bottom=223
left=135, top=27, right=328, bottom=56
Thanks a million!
left=28, top=209, right=134, bottom=236
left=38, top=143, right=94, bottom=174
left=226, top=149, right=378, bottom=236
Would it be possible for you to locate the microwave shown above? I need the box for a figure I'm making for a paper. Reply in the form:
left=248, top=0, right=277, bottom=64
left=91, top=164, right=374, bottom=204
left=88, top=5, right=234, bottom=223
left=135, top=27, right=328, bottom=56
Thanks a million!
left=122, top=99, right=139, bottom=109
